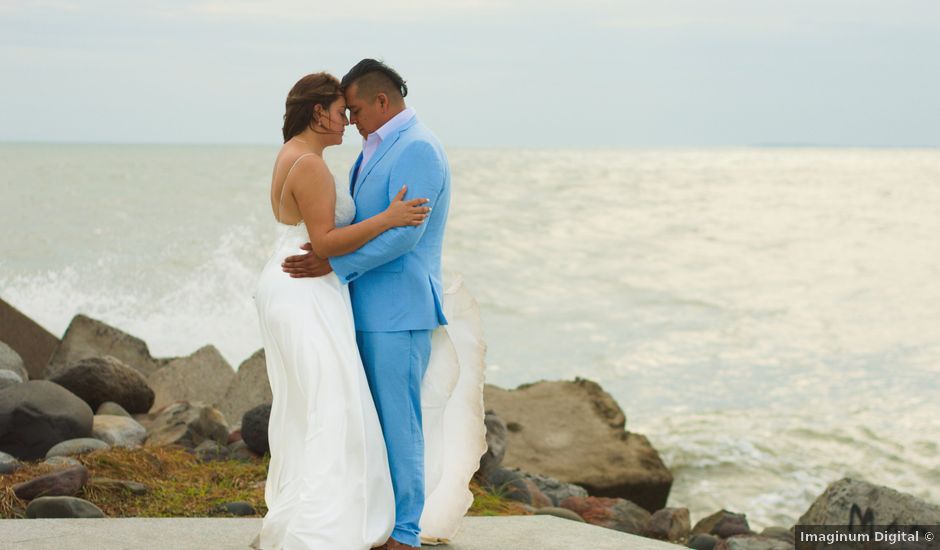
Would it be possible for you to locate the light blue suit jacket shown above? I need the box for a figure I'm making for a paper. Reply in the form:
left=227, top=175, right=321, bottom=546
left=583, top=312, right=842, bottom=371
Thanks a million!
left=330, top=115, right=450, bottom=332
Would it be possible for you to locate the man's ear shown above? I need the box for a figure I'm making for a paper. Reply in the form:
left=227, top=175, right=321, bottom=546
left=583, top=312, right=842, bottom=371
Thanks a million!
left=377, top=92, right=388, bottom=112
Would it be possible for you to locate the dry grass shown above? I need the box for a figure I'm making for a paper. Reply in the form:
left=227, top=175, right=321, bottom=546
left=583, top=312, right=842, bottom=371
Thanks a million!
left=2, top=447, right=525, bottom=519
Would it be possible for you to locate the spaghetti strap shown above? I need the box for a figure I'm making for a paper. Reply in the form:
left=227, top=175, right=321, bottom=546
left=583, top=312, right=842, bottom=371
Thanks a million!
left=285, top=152, right=318, bottom=180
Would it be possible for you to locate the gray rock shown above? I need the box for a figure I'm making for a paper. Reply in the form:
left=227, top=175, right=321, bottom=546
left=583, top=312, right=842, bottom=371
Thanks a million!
left=48, top=355, right=155, bottom=414
left=217, top=349, right=271, bottom=428
left=518, top=471, right=589, bottom=506
left=645, top=507, right=691, bottom=542
left=484, top=378, right=672, bottom=512
left=484, top=467, right=532, bottom=505
left=241, top=403, right=271, bottom=456
left=227, top=439, right=258, bottom=462
left=477, top=411, right=507, bottom=479
left=0, top=369, right=23, bottom=391
left=688, top=534, right=718, bottom=550
left=144, top=401, right=229, bottom=449
left=12, top=464, right=89, bottom=500
left=92, top=414, right=147, bottom=448
left=45, top=314, right=159, bottom=379
left=88, top=477, right=148, bottom=495
left=46, top=437, right=110, bottom=458
left=0, top=450, right=21, bottom=474
left=0, top=380, right=94, bottom=460
left=798, top=477, right=940, bottom=528
left=759, top=527, right=793, bottom=544
left=692, top=510, right=752, bottom=538
left=715, top=535, right=793, bottom=550
left=0, top=341, right=28, bottom=382
left=560, top=495, right=652, bottom=535
left=26, top=496, right=106, bottom=518
left=97, top=401, right=131, bottom=417
left=215, top=501, right=256, bottom=516
left=43, top=456, right=83, bottom=468
left=148, top=345, right=234, bottom=413
left=535, top=506, right=585, bottom=522
left=194, top=439, right=231, bottom=462
left=0, top=299, right=58, bottom=381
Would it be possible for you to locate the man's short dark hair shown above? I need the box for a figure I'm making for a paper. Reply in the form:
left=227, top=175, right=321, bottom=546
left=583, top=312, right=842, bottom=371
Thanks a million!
left=341, top=58, right=408, bottom=100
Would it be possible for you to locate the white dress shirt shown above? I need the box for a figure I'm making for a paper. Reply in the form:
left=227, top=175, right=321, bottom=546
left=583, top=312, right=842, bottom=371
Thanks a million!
left=357, top=107, right=416, bottom=178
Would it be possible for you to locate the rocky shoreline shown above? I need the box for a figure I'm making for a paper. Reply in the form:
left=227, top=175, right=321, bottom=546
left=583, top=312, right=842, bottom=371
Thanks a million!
left=2, top=299, right=939, bottom=550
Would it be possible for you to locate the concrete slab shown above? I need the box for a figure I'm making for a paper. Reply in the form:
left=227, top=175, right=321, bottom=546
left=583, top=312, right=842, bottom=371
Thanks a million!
left=0, top=516, right=684, bottom=549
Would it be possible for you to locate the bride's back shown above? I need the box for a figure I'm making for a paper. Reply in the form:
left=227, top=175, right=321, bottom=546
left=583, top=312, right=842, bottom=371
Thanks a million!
left=269, top=144, right=324, bottom=225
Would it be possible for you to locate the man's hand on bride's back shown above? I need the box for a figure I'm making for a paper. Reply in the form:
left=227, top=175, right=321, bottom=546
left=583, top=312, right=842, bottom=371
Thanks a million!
left=282, top=243, right=333, bottom=278
left=383, top=184, right=430, bottom=229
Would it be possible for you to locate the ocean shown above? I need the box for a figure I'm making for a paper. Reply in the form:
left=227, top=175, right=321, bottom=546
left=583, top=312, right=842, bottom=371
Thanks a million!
left=1, top=143, right=938, bottom=528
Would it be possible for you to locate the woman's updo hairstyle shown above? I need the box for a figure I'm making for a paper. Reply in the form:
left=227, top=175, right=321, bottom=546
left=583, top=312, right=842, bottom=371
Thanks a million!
left=282, top=72, right=342, bottom=143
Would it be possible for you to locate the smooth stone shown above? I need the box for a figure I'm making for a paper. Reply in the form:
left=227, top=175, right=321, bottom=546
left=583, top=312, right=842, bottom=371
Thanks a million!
left=688, top=534, right=718, bottom=550
left=144, top=401, right=229, bottom=449
left=560, top=495, right=651, bottom=535
left=535, top=506, right=585, bottom=522
left=0, top=338, right=30, bottom=382
left=0, top=380, right=94, bottom=460
left=45, top=314, right=159, bottom=379
left=26, top=495, right=106, bottom=518
left=215, top=501, right=256, bottom=516
left=0, top=369, right=23, bottom=391
left=0, top=450, right=22, bottom=474
left=48, top=355, right=155, bottom=414
left=217, top=349, right=271, bottom=431
left=97, top=401, right=132, bottom=417
left=89, top=477, right=149, bottom=495
left=12, top=465, right=89, bottom=500
left=485, top=467, right=532, bottom=505
left=227, top=439, right=258, bottom=462
left=715, top=535, right=793, bottom=550
left=645, top=507, right=691, bottom=542
left=759, top=526, right=793, bottom=543
left=46, top=437, right=110, bottom=458
left=148, top=345, right=234, bottom=413
left=240, top=403, right=271, bottom=456
left=194, top=439, right=231, bottom=462
left=92, top=414, right=147, bottom=448
left=518, top=471, right=589, bottom=507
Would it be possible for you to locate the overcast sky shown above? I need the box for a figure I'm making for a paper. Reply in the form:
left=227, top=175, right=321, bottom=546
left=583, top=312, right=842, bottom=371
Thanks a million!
left=1, top=1, right=938, bottom=147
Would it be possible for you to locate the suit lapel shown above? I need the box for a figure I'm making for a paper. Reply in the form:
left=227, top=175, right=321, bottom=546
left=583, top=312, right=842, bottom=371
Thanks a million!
left=349, top=152, right=363, bottom=195
left=353, top=117, right=419, bottom=201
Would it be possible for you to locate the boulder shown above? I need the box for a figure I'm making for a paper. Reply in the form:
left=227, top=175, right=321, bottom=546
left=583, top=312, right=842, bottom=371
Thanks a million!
left=483, top=378, right=672, bottom=511
left=48, top=355, right=155, bottom=414
left=44, top=456, right=83, bottom=468
left=227, top=439, right=258, bottom=462
left=518, top=471, right=589, bottom=506
left=715, top=535, right=793, bottom=550
left=215, top=501, right=256, bottom=516
left=0, top=380, right=94, bottom=460
left=692, top=510, right=752, bottom=538
left=759, top=527, right=793, bottom=544
left=535, top=506, right=585, bottom=522
left=241, top=403, right=271, bottom=456
left=12, top=464, right=89, bottom=500
left=148, top=345, right=235, bottom=413
left=0, top=298, right=59, bottom=381
left=476, top=411, right=507, bottom=481
left=217, top=349, right=271, bottom=426
left=0, top=340, right=29, bottom=381
left=92, top=414, right=147, bottom=448
left=97, top=401, right=131, bottom=417
left=45, top=314, right=159, bottom=378
left=46, top=437, right=110, bottom=458
left=688, top=534, right=718, bottom=550
left=484, top=467, right=532, bottom=504
left=798, top=477, right=940, bottom=527
left=560, top=495, right=651, bottom=535
left=194, top=439, right=231, bottom=462
left=645, top=506, right=691, bottom=541
left=0, top=369, right=23, bottom=391
left=0, top=450, right=22, bottom=474
left=26, top=496, right=106, bottom=518
left=144, top=401, right=229, bottom=449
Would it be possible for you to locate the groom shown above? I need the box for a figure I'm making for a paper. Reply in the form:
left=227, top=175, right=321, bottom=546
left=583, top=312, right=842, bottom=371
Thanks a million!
left=282, top=59, right=451, bottom=549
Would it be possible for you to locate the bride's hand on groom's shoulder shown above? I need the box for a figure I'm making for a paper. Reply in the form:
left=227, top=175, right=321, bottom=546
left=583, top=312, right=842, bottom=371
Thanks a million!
left=282, top=243, right=333, bottom=278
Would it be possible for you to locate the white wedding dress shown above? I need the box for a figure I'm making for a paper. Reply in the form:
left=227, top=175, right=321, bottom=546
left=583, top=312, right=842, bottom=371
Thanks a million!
left=253, top=174, right=487, bottom=550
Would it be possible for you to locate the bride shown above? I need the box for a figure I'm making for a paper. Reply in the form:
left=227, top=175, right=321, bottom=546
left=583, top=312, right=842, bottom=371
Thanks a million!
left=253, top=71, right=486, bottom=549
